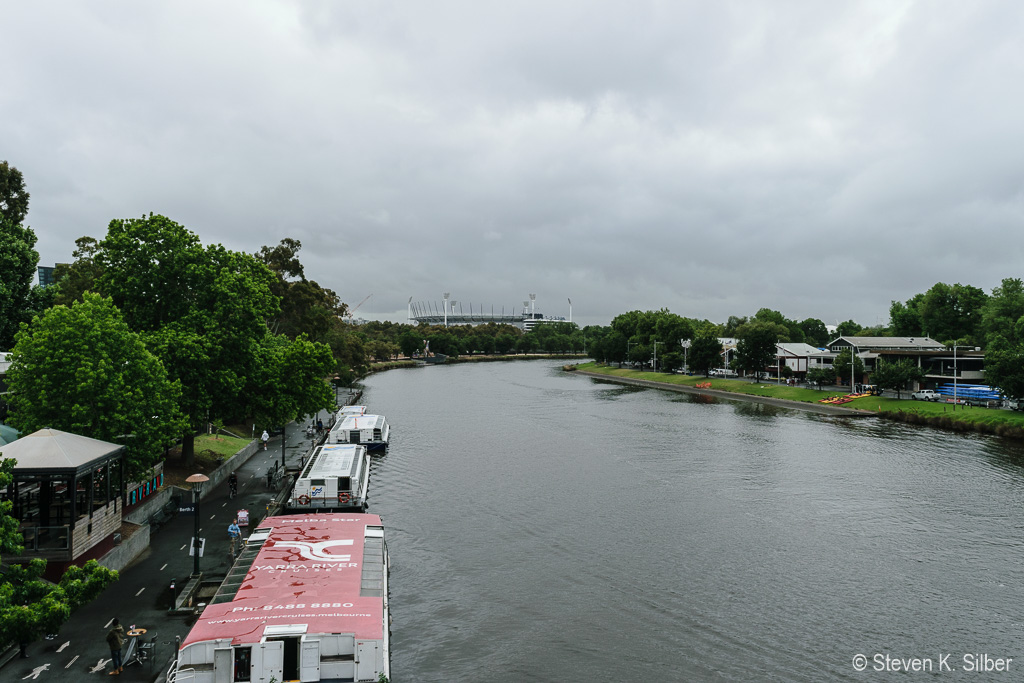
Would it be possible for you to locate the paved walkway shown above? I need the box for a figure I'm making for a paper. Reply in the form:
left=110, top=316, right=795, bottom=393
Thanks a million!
left=0, top=409, right=335, bottom=683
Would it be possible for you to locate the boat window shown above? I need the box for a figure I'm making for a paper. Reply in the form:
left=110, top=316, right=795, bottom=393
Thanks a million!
left=338, top=476, right=351, bottom=491
left=311, top=479, right=325, bottom=487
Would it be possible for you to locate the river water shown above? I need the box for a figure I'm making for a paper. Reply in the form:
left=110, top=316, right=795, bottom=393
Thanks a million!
left=361, top=360, right=1024, bottom=681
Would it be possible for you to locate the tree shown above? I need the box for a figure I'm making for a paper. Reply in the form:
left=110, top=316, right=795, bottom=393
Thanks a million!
left=247, top=334, right=336, bottom=428
left=6, top=294, right=188, bottom=479
left=95, top=215, right=280, bottom=465
left=919, top=282, right=987, bottom=344
left=0, top=161, right=30, bottom=226
left=398, top=329, right=424, bottom=358
left=981, top=278, right=1024, bottom=346
left=832, top=348, right=865, bottom=387
left=799, top=318, right=829, bottom=347
left=688, top=330, right=723, bottom=376
left=257, top=239, right=346, bottom=341
left=889, top=294, right=925, bottom=337
left=0, top=459, right=117, bottom=650
left=836, top=320, right=861, bottom=337
left=981, top=340, right=1024, bottom=399
left=52, top=237, right=104, bottom=306
left=806, top=366, right=836, bottom=389
left=0, top=217, right=39, bottom=350
left=871, top=358, right=924, bottom=399
left=733, top=322, right=778, bottom=381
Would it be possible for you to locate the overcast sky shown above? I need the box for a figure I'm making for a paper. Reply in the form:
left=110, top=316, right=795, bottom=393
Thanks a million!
left=5, top=1, right=1023, bottom=328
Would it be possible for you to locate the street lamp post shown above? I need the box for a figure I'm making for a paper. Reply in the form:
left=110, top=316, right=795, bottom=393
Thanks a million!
left=951, top=344, right=981, bottom=411
left=186, top=473, right=210, bottom=577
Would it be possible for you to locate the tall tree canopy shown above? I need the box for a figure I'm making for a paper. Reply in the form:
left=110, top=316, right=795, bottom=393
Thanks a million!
left=6, top=293, right=187, bottom=479
left=257, top=239, right=347, bottom=341
left=94, top=215, right=280, bottom=463
left=919, top=282, right=987, bottom=344
left=0, top=161, right=38, bottom=349
left=0, top=161, right=30, bottom=225
left=0, top=217, right=38, bottom=350
left=733, top=321, right=778, bottom=381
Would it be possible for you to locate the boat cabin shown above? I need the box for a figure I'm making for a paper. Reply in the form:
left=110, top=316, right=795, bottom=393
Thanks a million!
left=329, top=414, right=390, bottom=452
left=288, top=444, right=370, bottom=511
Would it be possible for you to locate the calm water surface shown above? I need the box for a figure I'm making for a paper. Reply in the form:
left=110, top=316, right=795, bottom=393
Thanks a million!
left=361, top=360, right=1024, bottom=681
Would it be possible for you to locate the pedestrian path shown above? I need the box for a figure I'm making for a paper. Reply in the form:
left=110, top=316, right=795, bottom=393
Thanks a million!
left=0, top=409, right=333, bottom=682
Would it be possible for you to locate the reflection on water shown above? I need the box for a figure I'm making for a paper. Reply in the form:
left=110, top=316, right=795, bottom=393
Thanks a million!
left=361, top=360, right=1024, bottom=683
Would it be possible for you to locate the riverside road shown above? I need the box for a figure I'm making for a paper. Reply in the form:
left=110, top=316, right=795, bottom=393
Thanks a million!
left=0, top=413, right=332, bottom=683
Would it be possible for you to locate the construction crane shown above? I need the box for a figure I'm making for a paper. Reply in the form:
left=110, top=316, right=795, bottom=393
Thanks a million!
left=347, top=294, right=373, bottom=320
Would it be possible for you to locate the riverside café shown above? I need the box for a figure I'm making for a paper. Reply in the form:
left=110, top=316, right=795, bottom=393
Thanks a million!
left=0, top=429, right=125, bottom=573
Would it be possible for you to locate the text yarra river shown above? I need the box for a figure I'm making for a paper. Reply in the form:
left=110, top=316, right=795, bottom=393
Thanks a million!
left=362, top=360, right=1024, bottom=681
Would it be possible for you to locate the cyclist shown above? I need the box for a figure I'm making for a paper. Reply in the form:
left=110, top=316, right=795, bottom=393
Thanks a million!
left=228, top=471, right=238, bottom=499
left=261, top=429, right=270, bottom=450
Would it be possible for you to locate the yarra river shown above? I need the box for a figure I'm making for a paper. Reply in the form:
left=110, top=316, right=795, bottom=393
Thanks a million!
left=361, top=360, right=1024, bottom=681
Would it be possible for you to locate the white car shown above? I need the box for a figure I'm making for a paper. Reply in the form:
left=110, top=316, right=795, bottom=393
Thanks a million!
left=912, top=389, right=940, bottom=401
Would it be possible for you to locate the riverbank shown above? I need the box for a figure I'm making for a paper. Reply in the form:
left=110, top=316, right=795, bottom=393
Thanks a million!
left=573, top=362, right=1024, bottom=439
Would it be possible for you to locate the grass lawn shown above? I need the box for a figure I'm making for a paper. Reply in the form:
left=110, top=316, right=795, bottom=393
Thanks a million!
left=574, top=362, right=1024, bottom=433
left=163, top=433, right=251, bottom=486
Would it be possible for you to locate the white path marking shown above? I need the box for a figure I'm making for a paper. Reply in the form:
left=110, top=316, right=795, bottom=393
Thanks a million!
left=22, top=664, right=49, bottom=679
left=65, top=655, right=79, bottom=668
left=180, top=544, right=187, bottom=551
left=159, top=563, right=167, bottom=571
left=103, top=618, right=114, bottom=629
left=135, top=587, right=145, bottom=596
left=210, top=514, right=216, bottom=520
left=221, top=502, right=227, bottom=508
left=89, top=658, right=110, bottom=673
left=56, top=640, right=70, bottom=652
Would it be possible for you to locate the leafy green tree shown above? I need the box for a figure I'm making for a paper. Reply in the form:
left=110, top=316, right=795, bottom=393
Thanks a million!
left=889, top=294, right=925, bottom=337
left=248, top=334, right=336, bottom=427
left=52, top=237, right=104, bottom=307
left=721, top=315, right=747, bottom=337
left=919, top=282, right=987, bottom=344
left=0, top=217, right=38, bottom=350
left=982, top=341, right=1024, bottom=399
left=398, top=330, right=424, bottom=358
left=799, top=318, right=829, bottom=347
left=734, top=322, right=778, bottom=381
left=257, top=239, right=346, bottom=342
left=836, top=320, right=861, bottom=337
left=688, top=330, right=723, bottom=376
left=871, top=358, right=924, bottom=399
left=495, top=333, right=518, bottom=355
left=0, top=161, right=30, bottom=225
left=94, top=215, right=280, bottom=465
left=832, top=348, right=865, bottom=387
left=806, top=366, right=836, bottom=389
left=7, top=293, right=187, bottom=479
left=981, top=278, right=1024, bottom=346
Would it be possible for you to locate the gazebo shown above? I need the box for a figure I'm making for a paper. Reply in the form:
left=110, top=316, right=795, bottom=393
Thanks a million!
left=0, top=429, right=125, bottom=566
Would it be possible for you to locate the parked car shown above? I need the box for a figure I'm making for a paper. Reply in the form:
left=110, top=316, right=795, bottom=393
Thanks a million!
left=912, top=389, right=940, bottom=401
left=1006, top=399, right=1024, bottom=411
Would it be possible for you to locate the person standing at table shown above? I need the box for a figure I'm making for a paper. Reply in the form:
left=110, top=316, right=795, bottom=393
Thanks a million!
left=106, top=618, right=125, bottom=675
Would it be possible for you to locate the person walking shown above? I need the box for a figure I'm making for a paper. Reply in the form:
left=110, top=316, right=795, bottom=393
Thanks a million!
left=106, top=618, right=126, bottom=675
left=228, top=471, right=238, bottom=499
left=228, top=518, right=241, bottom=557
left=261, top=429, right=269, bottom=450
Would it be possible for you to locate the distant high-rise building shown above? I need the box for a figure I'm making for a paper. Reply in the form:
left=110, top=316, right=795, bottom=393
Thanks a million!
left=37, top=264, right=68, bottom=287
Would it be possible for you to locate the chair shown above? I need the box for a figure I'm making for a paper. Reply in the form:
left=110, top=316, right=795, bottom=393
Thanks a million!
left=138, top=635, right=157, bottom=665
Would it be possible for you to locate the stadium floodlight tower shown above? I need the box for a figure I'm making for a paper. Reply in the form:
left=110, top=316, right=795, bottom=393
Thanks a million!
left=443, top=292, right=450, bottom=327
left=407, top=296, right=413, bottom=322
left=568, top=298, right=572, bottom=324
left=529, top=293, right=536, bottom=319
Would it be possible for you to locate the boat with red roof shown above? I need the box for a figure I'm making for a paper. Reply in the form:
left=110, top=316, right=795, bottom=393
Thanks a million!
left=173, top=513, right=390, bottom=682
